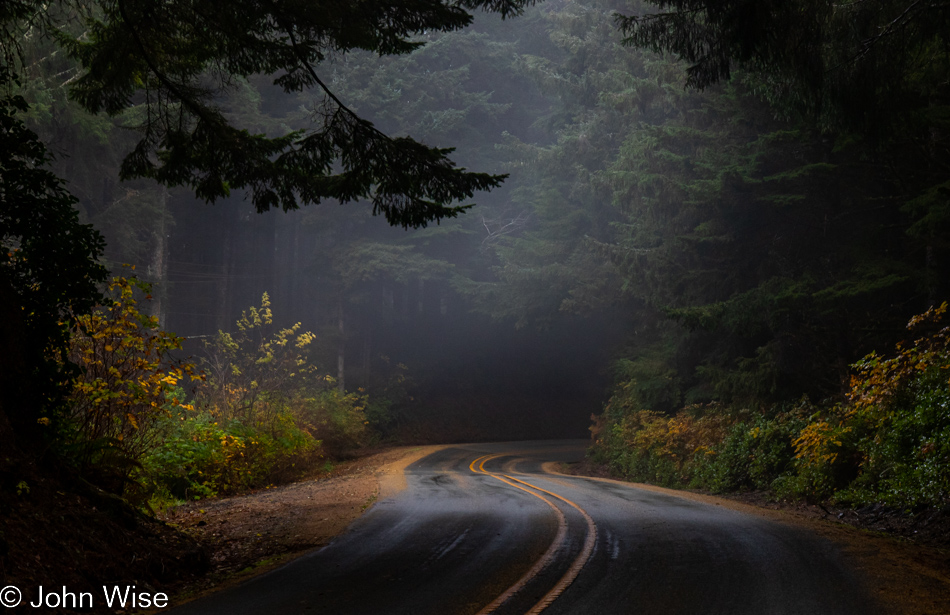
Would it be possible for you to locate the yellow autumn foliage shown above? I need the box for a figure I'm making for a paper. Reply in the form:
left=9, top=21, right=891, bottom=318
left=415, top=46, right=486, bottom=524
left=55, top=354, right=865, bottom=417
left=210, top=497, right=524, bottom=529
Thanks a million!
left=66, top=276, right=201, bottom=480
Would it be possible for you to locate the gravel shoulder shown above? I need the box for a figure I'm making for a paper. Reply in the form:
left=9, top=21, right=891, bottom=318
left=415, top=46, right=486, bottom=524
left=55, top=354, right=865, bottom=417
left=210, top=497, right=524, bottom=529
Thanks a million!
left=160, top=445, right=445, bottom=607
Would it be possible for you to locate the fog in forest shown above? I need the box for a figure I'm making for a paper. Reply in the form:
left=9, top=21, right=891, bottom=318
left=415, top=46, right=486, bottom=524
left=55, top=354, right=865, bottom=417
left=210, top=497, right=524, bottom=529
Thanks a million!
left=15, top=0, right=950, bottom=452
left=30, top=9, right=630, bottom=442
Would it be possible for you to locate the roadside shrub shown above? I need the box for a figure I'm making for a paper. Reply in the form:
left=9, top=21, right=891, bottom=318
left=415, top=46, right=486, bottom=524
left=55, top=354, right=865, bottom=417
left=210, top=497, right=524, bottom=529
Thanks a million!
left=199, top=292, right=319, bottom=426
left=836, top=367, right=950, bottom=508
left=198, top=294, right=371, bottom=453
left=298, top=388, right=371, bottom=455
left=143, top=413, right=234, bottom=501
left=62, top=276, right=200, bottom=497
left=141, top=294, right=373, bottom=502
left=59, top=289, right=381, bottom=509
left=600, top=409, right=681, bottom=485
left=769, top=405, right=862, bottom=502
left=699, top=407, right=806, bottom=493
left=592, top=303, right=950, bottom=510
left=838, top=303, right=950, bottom=507
left=769, top=303, right=950, bottom=506
left=591, top=401, right=730, bottom=487
left=143, top=408, right=320, bottom=500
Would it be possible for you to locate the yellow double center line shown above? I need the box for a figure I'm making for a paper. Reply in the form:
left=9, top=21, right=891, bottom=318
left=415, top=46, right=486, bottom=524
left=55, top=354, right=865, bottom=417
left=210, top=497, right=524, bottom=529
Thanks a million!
left=469, top=454, right=597, bottom=615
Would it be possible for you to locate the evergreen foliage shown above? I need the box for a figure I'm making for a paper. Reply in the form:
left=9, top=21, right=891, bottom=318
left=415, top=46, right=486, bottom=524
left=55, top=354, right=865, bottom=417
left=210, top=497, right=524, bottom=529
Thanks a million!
left=473, top=1, right=913, bottom=406
left=0, top=68, right=107, bottom=438
left=615, top=0, right=950, bottom=294
left=614, top=0, right=950, bottom=141
left=3, top=0, right=539, bottom=228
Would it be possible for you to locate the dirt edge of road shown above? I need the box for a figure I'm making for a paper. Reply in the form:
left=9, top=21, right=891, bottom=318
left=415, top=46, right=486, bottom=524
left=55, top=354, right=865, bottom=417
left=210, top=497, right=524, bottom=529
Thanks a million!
left=159, top=445, right=446, bottom=610
left=549, top=462, right=950, bottom=615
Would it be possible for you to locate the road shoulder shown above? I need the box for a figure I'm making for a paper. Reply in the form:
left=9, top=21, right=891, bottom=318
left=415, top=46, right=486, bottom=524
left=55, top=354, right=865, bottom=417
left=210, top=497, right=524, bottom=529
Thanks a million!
left=159, top=445, right=446, bottom=608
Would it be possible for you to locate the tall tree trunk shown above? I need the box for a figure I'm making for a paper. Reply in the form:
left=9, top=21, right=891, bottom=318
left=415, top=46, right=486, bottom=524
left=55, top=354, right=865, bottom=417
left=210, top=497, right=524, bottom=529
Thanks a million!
left=290, top=214, right=301, bottom=322
left=149, top=185, right=169, bottom=329
left=216, top=207, right=235, bottom=332
left=926, top=243, right=935, bottom=308
left=362, top=326, right=372, bottom=388
left=337, top=297, right=345, bottom=393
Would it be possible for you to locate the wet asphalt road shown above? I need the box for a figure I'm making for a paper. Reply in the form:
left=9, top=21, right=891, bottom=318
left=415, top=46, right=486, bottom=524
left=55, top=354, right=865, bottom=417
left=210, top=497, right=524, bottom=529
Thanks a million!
left=170, top=440, right=875, bottom=615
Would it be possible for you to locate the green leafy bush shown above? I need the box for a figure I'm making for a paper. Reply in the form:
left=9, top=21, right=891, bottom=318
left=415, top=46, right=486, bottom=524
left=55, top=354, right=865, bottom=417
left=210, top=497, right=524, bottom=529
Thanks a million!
left=591, top=403, right=730, bottom=488
left=836, top=367, right=950, bottom=508
left=699, top=408, right=806, bottom=493
left=789, top=303, right=950, bottom=507
left=770, top=405, right=863, bottom=502
left=139, top=294, right=375, bottom=505
left=60, top=292, right=382, bottom=509
left=298, top=389, right=371, bottom=455
left=143, top=408, right=320, bottom=501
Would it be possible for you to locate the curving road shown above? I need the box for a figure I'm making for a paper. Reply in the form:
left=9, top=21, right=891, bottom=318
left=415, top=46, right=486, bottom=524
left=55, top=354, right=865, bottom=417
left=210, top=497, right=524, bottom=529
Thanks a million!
left=171, top=440, right=876, bottom=615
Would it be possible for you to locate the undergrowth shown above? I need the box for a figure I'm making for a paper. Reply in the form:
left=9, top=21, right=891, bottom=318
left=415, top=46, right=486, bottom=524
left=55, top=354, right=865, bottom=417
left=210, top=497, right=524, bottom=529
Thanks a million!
left=591, top=302, right=950, bottom=509
left=59, top=282, right=384, bottom=512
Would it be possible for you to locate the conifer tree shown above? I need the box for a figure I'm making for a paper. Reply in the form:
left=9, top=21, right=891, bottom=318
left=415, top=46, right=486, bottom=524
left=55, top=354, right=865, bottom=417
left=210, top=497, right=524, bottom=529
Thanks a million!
left=3, top=0, right=539, bottom=228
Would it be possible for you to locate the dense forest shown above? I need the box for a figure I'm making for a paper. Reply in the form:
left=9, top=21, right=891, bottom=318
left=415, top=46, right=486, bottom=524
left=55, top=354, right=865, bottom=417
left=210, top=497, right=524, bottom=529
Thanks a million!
left=2, top=0, right=950, bottom=572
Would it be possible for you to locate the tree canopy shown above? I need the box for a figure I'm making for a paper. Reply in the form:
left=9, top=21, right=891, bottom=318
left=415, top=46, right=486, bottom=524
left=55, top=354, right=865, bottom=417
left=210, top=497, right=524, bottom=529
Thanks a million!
left=614, top=0, right=950, bottom=139
left=2, top=0, right=538, bottom=228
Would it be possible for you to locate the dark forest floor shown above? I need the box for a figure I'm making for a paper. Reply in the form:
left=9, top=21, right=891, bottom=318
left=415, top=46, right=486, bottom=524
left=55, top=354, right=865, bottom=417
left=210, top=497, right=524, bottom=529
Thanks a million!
left=0, top=455, right=208, bottom=612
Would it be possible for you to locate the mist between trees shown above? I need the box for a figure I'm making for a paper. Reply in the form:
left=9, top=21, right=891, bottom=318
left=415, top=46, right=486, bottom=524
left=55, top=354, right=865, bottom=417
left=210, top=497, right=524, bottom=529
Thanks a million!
left=3, top=0, right=950, bottom=511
